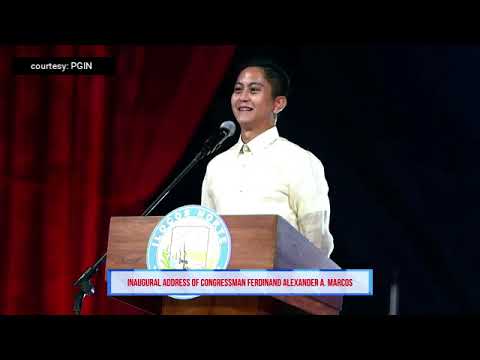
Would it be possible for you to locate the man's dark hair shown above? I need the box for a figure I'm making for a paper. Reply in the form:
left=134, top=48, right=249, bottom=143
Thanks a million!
left=235, top=58, right=290, bottom=99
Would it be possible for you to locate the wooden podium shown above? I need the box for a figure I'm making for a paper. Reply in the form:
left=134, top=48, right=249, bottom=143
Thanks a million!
left=106, top=215, right=343, bottom=315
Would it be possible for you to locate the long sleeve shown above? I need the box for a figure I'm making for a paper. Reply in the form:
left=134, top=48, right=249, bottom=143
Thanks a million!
left=289, top=151, right=334, bottom=257
left=297, top=211, right=334, bottom=257
left=201, top=165, right=216, bottom=210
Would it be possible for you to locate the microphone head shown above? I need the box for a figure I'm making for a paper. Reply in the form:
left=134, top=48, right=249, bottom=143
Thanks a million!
left=220, top=120, right=236, bottom=137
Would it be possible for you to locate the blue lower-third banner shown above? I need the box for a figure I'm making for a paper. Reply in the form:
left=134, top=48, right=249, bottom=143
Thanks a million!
left=107, top=269, right=373, bottom=296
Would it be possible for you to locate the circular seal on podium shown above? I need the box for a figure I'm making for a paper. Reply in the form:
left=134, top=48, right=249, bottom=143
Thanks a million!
left=146, top=205, right=231, bottom=300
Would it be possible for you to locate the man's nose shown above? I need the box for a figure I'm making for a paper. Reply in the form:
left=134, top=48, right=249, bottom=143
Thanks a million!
left=239, top=90, right=250, bottom=101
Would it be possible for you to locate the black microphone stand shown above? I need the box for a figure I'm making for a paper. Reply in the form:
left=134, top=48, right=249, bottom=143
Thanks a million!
left=72, top=138, right=220, bottom=315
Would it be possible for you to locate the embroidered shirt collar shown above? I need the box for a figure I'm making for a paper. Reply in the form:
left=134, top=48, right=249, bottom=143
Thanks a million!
left=234, top=126, right=280, bottom=155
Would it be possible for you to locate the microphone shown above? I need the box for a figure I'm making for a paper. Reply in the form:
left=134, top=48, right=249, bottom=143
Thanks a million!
left=200, top=120, right=236, bottom=156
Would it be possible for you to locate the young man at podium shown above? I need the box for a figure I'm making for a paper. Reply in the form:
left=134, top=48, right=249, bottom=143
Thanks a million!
left=201, top=59, right=334, bottom=258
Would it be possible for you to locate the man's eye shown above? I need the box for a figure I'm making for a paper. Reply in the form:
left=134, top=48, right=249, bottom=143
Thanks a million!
left=250, top=88, right=260, bottom=93
left=234, top=87, right=242, bottom=92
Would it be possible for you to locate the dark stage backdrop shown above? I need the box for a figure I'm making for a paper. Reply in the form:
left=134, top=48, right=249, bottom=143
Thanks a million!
left=159, top=45, right=480, bottom=315
left=0, top=45, right=235, bottom=314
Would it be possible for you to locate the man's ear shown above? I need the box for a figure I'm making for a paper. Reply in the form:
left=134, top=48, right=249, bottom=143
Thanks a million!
left=273, top=96, right=287, bottom=114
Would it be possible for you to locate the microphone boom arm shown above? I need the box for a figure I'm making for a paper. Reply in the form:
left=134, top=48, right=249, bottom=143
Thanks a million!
left=72, top=121, right=235, bottom=315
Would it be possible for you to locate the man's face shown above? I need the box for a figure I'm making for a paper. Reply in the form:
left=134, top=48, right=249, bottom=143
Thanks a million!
left=231, top=67, right=275, bottom=130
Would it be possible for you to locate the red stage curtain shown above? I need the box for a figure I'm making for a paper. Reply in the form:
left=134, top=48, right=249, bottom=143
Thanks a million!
left=0, top=44, right=235, bottom=314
